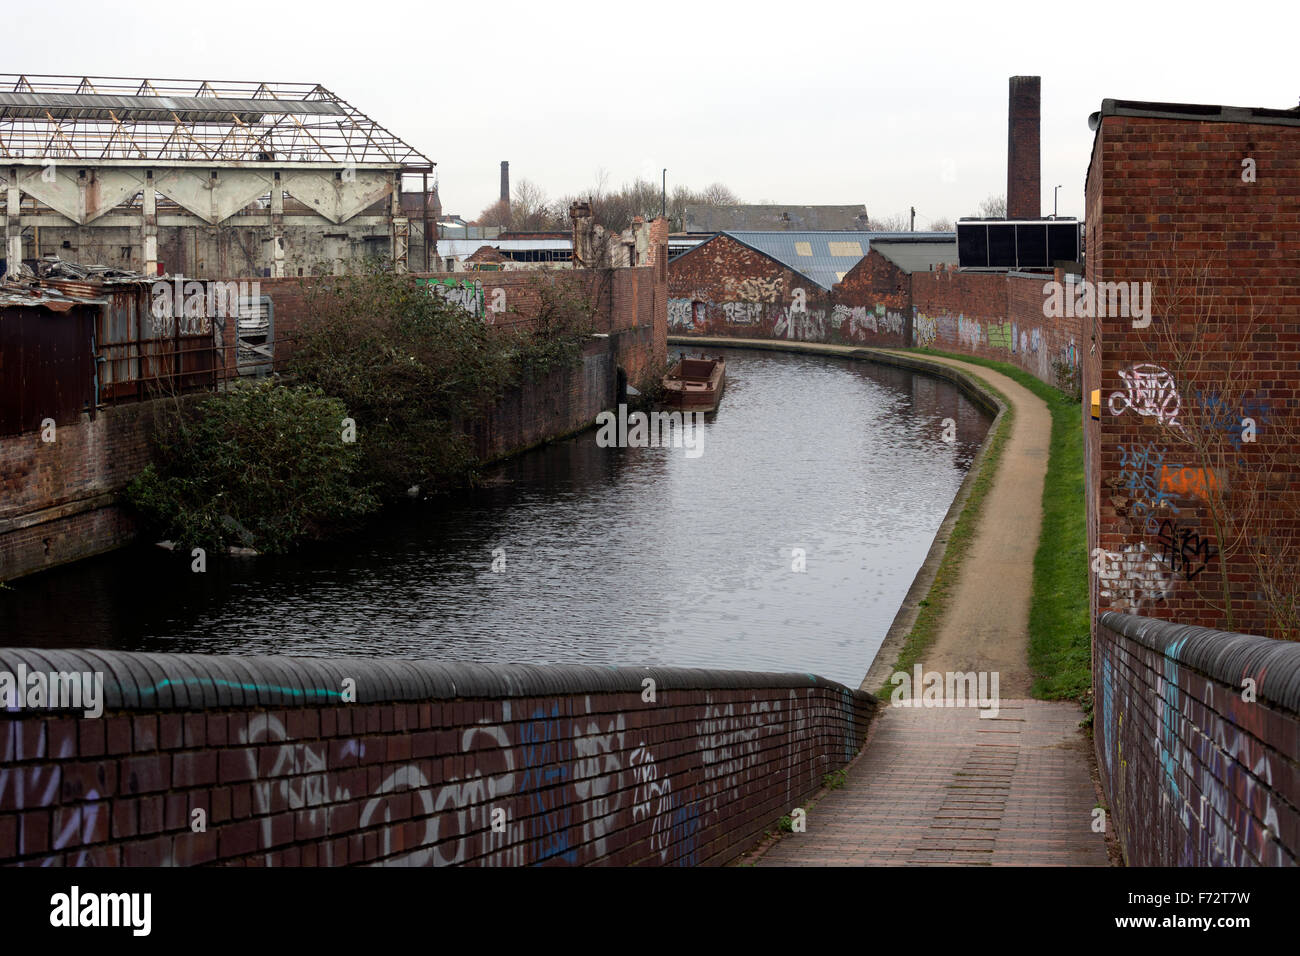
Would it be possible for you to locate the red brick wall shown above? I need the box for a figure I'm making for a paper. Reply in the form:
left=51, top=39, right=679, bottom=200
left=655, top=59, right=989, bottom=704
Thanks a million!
left=0, top=652, right=876, bottom=866
left=0, top=403, right=158, bottom=581
left=1083, top=112, right=1300, bottom=638
left=911, top=267, right=1081, bottom=386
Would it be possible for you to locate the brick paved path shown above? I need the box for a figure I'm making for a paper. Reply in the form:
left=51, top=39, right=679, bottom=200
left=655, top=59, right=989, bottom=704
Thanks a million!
left=752, top=700, right=1109, bottom=865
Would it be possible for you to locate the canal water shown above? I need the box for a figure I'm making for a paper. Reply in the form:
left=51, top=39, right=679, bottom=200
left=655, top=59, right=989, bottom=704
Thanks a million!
left=0, top=347, right=991, bottom=687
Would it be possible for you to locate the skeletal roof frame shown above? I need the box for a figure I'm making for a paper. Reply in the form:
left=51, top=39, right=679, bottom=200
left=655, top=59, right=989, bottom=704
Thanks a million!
left=0, top=74, right=432, bottom=169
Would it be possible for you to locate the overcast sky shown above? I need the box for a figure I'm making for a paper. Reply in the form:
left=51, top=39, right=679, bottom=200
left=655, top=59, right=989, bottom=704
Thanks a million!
left=10, top=0, right=1296, bottom=227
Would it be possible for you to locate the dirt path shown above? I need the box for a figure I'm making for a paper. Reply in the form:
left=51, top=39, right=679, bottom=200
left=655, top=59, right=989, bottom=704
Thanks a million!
left=895, top=354, right=1049, bottom=697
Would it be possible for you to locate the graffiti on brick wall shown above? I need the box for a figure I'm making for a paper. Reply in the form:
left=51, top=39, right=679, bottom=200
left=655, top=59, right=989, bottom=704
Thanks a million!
left=1, top=688, right=861, bottom=867
left=774, top=308, right=827, bottom=340
left=722, top=301, right=764, bottom=325
left=1118, top=442, right=1180, bottom=534
left=1154, top=518, right=1214, bottom=581
left=957, top=315, right=982, bottom=349
left=878, top=308, right=904, bottom=335
left=829, top=305, right=904, bottom=341
left=914, top=313, right=937, bottom=348
left=728, top=276, right=781, bottom=303
left=1109, top=363, right=1182, bottom=427
left=1096, top=542, right=1177, bottom=611
left=668, top=298, right=693, bottom=329
left=988, top=322, right=1012, bottom=351
left=1195, top=390, right=1270, bottom=453
left=417, top=277, right=485, bottom=318
left=1159, top=465, right=1221, bottom=500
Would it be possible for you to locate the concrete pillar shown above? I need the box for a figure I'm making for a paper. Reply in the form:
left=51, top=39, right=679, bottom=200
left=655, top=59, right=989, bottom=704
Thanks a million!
left=6, top=170, right=22, bottom=277
left=142, top=172, right=158, bottom=275
left=270, top=171, right=285, bottom=278
left=391, top=172, right=408, bottom=273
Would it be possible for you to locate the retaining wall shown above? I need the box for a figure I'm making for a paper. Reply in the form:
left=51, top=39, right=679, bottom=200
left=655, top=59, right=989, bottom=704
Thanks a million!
left=0, top=650, right=876, bottom=866
left=1094, top=611, right=1299, bottom=866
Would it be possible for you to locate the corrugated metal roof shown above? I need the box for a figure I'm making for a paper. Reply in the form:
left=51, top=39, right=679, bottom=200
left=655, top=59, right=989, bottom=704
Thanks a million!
left=0, top=283, right=106, bottom=310
left=721, top=231, right=954, bottom=290
left=867, top=238, right=959, bottom=274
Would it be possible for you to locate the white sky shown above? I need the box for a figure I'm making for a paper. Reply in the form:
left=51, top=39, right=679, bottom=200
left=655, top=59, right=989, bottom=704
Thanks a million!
left=9, top=0, right=1296, bottom=227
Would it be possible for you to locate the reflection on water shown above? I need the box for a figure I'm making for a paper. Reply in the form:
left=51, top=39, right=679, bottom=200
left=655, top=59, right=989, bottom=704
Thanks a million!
left=0, top=347, right=991, bottom=687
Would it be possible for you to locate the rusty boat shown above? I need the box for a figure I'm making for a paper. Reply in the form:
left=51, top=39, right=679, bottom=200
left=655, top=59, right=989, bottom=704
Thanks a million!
left=661, top=354, right=726, bottom=414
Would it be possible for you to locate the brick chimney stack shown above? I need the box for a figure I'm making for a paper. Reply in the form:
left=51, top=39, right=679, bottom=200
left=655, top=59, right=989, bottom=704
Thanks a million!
left=1007, top=76, right=1041, bottom=220
left=500, top=161, right=510, bottom=206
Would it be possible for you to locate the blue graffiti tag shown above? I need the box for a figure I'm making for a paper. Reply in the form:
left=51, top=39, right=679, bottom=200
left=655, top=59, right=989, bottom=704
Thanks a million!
left=520, top=704, right=576, bottom=864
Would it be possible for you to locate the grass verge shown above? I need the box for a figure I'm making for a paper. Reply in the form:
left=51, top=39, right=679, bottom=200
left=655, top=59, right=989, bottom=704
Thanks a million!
left=906, top=348, right=1090, bottom=701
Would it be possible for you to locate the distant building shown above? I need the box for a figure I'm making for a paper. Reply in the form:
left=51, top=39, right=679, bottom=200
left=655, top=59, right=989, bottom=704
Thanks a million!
left=684, top=204, right=869, bottom=233
left=0, top=73, right=433, bottom=278
left=668, top=230, right=954, bottom=344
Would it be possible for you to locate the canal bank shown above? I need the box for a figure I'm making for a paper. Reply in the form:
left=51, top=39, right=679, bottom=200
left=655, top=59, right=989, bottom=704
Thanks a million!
left=666, top=336, right=1111, bottom=866
left=669, top=335, right=1029, bottom=691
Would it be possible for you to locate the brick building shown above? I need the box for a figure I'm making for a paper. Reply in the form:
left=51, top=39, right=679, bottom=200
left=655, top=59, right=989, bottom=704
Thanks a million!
left=1083, top=97, right=1300, bottom=640
left=668, top=230, right=953, bottom=346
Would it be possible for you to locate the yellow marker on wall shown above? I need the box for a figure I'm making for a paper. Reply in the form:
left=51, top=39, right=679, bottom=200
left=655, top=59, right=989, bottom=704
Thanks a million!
left=1090, top=388, right=1101, bottom=421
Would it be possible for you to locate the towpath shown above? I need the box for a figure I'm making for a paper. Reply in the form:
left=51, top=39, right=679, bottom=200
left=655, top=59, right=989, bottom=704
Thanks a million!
left=672, top=338, right=1110, bottom=866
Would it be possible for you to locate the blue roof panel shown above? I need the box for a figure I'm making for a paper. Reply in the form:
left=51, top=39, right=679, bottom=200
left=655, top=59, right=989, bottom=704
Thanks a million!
left=722, top=231, right=955, bottom=290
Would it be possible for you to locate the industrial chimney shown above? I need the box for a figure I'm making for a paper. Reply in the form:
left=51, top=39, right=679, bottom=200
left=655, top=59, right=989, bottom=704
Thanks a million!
left=500, top=161, right=510, bottom=207
left=1007, top=76, right=1041, bottom=220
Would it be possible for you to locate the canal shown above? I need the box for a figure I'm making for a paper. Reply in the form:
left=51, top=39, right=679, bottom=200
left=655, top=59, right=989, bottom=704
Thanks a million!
left=0, top=346, right=992, bottom=687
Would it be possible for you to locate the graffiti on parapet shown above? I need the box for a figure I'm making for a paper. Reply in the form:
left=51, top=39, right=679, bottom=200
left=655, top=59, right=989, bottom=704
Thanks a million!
left=1095, top=542, right=1177, bottom=611
left=1154, top=518, right=1214, bottom=581
left=1109, top=364, right=1182, bottom=427
left=11, top=689, right=857, bottom=867
left=957, top=314, right=982, bottom=348
left=1118, top=442, right=1180, bottom=533
left=521, top=703, right=577, bottom=864
left=417, top=277, right=485, bottom=318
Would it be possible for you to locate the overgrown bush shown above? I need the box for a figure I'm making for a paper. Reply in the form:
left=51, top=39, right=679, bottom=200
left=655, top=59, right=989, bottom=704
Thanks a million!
left=291, top=269, right=592, bottom=496
left=126, top=380, right=379, bottom=554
